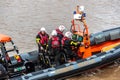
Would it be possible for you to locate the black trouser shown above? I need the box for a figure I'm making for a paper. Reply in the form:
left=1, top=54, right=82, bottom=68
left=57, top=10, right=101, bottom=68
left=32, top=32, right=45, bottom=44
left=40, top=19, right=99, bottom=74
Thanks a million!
left=50, top=48, right=60, bottom=66
left=64, top=47, right=79, bottom=60
left=38, top=44, right=48, bottom=68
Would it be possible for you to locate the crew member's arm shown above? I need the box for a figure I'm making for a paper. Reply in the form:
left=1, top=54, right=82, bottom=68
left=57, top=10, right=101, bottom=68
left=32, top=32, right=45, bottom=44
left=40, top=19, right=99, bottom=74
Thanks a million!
left=36, top=34, right=40, bottom=44
left=46, top=33, right=49, bottom=39
left=70, top=40, right=80, bottom=47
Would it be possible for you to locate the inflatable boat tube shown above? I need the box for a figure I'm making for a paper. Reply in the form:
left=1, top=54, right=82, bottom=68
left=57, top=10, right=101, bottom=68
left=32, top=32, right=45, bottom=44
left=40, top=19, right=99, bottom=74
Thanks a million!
left=90, top=27, right=120, bottom=45
left=11, top=45, right=120, bottom=80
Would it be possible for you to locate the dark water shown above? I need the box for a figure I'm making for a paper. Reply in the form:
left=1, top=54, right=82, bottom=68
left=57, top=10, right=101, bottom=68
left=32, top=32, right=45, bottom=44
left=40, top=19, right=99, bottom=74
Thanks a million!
left=0, top=0, right=120, bottom=80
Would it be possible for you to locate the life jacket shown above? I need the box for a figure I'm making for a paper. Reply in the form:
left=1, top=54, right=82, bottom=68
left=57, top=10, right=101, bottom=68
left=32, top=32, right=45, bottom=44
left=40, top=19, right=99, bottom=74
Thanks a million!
left=62, top=37, right=70, bottom=46
left=56, top=29, right=64, bottom=37
left=39, top=32, right=48, bottom=45
left=51, top=36, right=60, bottom=48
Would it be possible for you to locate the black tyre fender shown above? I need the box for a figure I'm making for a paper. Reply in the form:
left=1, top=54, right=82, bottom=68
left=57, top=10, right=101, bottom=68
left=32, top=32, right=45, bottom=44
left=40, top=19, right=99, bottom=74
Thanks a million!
left=0, top=64, right=8, bottom=79
left=24, top=61, right=35, bottom=73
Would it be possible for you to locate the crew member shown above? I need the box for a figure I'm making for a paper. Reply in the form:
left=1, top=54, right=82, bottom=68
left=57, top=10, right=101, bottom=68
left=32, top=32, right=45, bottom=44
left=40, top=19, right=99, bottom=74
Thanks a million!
left=36, top=27, right=49, bottom=53
left=62, top=31, right=80, bottom=61
left=48, top=30, right=61, bottom=66
left=56, top=25, right=66, bottom=40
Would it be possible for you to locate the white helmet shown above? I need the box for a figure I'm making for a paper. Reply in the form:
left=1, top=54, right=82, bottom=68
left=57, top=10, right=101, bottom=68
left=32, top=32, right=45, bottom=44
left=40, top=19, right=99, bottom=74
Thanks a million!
left=51, top=30, right=57, bottom=36
left=65, top=31, right=72, bottom=39
left=79, top=6, right=84, bottom=12
left=74, top=14, right=82, bottom=20
left=58, top=25, right=65, bottom=32
left=40, top=27, right=46, bottom=32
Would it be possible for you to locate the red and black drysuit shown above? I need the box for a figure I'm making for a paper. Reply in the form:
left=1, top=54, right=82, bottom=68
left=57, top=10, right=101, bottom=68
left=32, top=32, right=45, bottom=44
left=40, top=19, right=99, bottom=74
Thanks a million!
left=62, top=37, right=80, bottom=61
left=48, top=35, right=61, bottom=66
left=36, top=32, right=49, bottom=53
left=56, top=29, right=64, bottom=40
